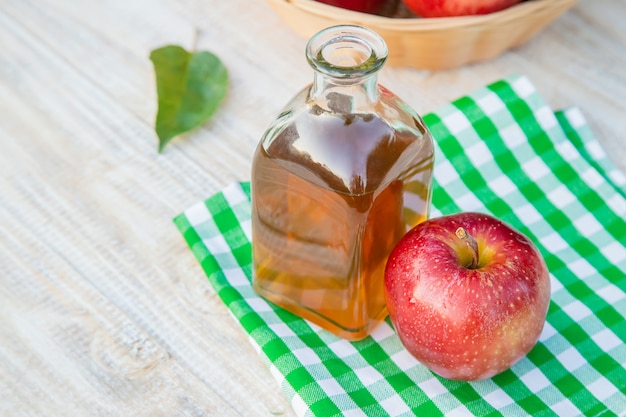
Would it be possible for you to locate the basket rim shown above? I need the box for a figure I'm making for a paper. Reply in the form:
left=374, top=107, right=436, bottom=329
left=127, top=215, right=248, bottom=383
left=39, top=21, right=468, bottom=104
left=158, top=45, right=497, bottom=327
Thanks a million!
left=272, top=0, right=579, bottom=31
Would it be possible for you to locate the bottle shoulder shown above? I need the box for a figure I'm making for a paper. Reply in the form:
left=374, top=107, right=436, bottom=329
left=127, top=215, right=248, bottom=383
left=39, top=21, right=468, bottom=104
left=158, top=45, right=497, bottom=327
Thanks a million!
left=255, top=92, right=433, bottom=195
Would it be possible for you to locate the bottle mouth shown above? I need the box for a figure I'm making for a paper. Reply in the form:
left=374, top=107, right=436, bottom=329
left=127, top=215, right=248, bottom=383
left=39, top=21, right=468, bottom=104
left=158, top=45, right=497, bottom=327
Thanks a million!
left=306, top=25, right=388, bottom=78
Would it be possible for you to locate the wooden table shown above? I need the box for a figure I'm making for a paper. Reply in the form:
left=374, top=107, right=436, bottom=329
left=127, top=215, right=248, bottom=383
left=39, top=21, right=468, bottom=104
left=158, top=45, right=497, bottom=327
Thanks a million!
left=1, top=0, right=624, bottom=415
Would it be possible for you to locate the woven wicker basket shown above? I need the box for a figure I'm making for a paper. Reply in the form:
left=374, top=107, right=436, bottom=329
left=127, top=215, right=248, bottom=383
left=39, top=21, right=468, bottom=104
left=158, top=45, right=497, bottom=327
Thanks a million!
left=267, top=0, right=578, bottom=69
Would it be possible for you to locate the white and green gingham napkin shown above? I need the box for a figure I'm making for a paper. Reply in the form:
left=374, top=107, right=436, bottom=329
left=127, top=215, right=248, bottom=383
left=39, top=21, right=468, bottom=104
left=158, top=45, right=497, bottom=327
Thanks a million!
left=174, top=74, right=626, bottom=416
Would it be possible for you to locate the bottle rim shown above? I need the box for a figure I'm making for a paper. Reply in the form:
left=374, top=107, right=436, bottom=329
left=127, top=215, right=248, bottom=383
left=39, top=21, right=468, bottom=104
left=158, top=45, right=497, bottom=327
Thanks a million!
left=306, top=25, right=388, bottom=78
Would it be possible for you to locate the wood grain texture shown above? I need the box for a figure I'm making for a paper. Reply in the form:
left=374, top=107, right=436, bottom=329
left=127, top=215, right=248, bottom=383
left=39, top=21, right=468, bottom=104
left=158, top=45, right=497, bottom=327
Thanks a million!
left=1, top=0, right=624, bottom=415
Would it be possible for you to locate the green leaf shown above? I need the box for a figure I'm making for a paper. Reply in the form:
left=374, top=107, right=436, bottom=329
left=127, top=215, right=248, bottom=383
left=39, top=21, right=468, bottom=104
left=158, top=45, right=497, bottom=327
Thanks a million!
left=150, top=45, right=228, bottom=152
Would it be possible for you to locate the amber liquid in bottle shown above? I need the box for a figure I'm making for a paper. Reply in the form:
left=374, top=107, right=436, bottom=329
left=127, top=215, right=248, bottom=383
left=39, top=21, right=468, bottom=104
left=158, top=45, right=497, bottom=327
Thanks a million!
left=251, top=26, right=434, bottom=340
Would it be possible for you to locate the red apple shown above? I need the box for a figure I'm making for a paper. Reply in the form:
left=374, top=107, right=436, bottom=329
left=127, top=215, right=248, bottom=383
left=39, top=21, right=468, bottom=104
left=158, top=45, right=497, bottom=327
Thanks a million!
left=402, top=0, right=523, bottom=17
left=314, top=0, right=390, bottom=15
left=384, top=212, right=550, bottom=381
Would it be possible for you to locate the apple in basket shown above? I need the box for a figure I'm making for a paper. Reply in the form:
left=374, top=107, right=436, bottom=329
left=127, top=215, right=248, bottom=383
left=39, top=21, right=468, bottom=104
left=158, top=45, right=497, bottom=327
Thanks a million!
left=384, top=212, right=551, bottom=381
left=402, top=0, right=523, bottom=17
left=314, top=0, right=389, bottom=14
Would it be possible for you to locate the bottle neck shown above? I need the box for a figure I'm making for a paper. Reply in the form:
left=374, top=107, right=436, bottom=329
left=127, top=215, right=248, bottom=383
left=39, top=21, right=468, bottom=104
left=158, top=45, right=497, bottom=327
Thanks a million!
left=310, top=71, right=380, bottom=114
left=305, top=25, right=388, bottom=114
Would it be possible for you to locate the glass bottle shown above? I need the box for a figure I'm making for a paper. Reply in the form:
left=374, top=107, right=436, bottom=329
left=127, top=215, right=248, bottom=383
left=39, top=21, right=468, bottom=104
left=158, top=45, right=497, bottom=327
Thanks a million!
left=250, top=25, right=435, bottom=341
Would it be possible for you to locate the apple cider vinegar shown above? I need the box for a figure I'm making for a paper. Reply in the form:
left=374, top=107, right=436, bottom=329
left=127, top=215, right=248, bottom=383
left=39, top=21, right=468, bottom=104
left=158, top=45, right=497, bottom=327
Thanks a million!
left=250, top=25, right=434, bottom=340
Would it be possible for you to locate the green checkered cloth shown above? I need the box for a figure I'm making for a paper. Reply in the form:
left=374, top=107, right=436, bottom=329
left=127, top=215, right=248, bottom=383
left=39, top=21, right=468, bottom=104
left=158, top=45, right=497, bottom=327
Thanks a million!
left=174, top=74, right=626, bottom=417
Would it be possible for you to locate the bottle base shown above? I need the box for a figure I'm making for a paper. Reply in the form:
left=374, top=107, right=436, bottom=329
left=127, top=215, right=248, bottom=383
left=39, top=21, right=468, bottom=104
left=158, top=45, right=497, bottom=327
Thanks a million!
left=253, top=281, right=388, bottom=341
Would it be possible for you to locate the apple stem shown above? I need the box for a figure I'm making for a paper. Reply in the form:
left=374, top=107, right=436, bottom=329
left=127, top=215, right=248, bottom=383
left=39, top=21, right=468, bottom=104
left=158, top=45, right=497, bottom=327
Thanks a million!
left=456, top=227, right=479, bottom=269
